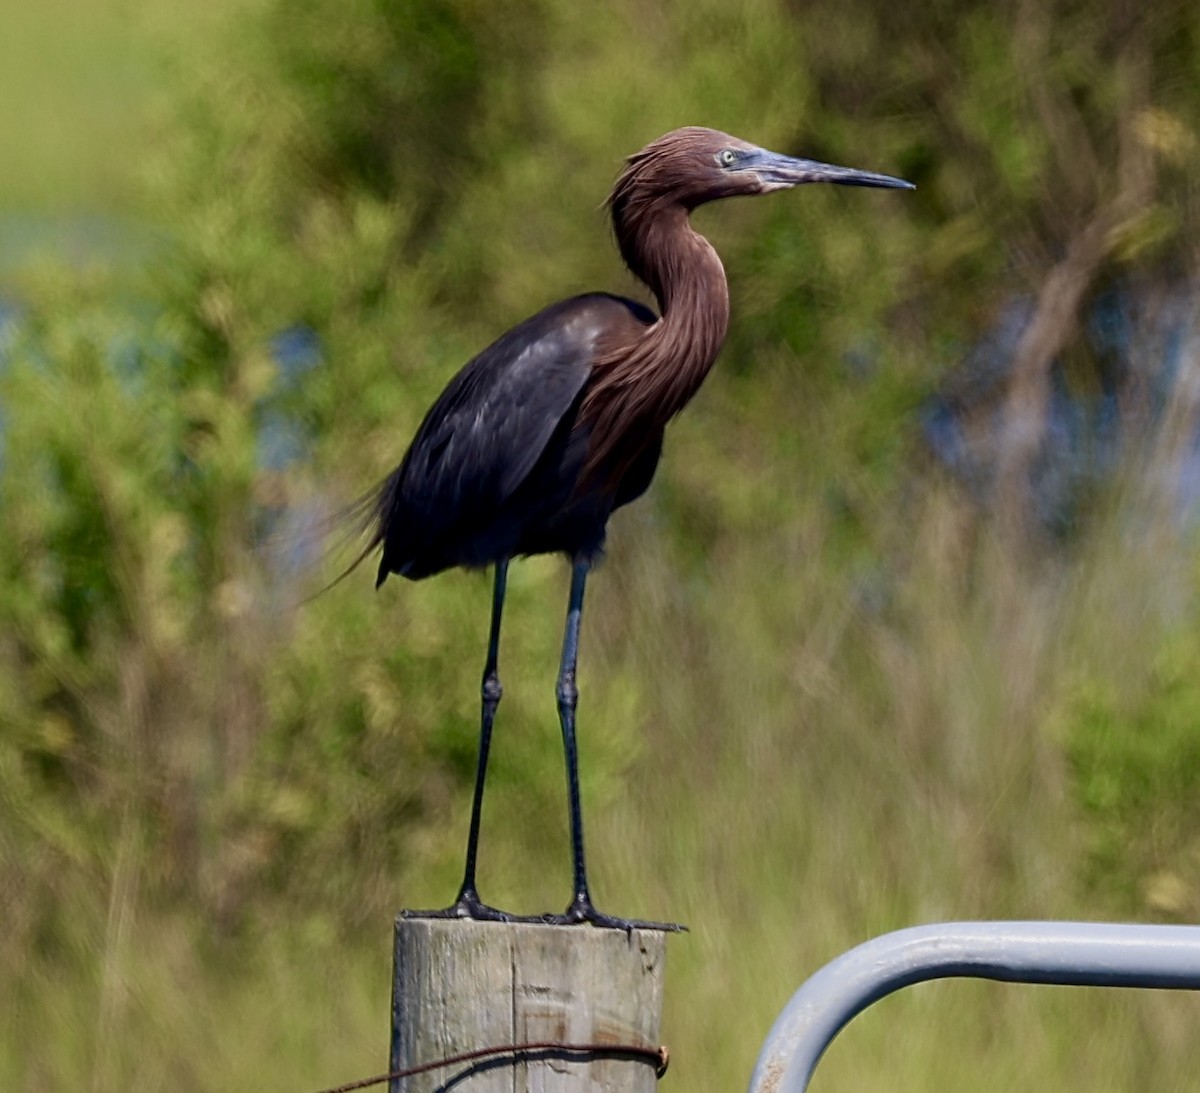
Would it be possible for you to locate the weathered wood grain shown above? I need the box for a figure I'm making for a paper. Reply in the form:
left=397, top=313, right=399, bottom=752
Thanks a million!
left=390, top=919, right=667, bottom=1092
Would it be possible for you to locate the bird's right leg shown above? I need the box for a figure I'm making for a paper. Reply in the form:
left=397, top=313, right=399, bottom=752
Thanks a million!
left=543, top=557, right=684, bottom=932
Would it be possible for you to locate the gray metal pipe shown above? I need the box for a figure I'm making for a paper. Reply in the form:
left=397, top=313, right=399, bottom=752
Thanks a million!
left=749, top=921, right=1200, bottom=1093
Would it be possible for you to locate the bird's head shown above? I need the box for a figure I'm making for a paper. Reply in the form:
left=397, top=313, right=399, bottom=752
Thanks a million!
left=611, top=126, right=914, bottom=212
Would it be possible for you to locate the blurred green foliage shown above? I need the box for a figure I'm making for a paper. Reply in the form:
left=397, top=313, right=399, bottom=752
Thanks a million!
left=2, top=0, right=1200, bottom=1089
left=1067, top=625, right=1200, bottom=917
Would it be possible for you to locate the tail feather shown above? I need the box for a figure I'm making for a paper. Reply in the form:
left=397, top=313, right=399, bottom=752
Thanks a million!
left=292, top=479, right=388, bottom=604
left=331, top=483, right=387, bottom=573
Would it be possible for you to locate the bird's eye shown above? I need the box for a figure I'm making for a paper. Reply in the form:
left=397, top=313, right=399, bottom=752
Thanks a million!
left=718, top=148, right=738, bottom=167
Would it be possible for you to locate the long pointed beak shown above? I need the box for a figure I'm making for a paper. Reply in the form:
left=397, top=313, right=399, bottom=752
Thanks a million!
left=749, top=150, right=914, bottom=191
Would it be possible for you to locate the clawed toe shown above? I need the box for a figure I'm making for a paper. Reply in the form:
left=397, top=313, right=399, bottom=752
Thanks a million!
left=540, top=895, right=686, bottom=933
left=402, top=890, right=544, bottom=925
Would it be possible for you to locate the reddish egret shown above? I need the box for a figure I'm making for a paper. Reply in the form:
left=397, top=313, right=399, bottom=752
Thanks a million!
left=360, top=127, right=912, bottom=929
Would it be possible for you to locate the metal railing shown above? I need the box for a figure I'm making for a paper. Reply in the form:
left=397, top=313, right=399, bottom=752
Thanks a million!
left=749, top=921, right=1200, bottom=1092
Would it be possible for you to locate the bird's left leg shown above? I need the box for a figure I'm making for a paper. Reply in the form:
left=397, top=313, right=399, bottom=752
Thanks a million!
left=545, top=557, right=683, bottom=932
left=403, top=559, right=540, bottom=924
left=450, top=557, right=510, bottom=919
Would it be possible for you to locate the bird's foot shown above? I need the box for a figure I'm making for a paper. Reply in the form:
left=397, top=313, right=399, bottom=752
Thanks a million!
left=401, top=889, right=545, bottom=925
left=541, top=894, right=686, bottom=933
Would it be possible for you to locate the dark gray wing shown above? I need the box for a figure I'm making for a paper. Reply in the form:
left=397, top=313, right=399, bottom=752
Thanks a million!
left=378, top=293, right=655, bottom=576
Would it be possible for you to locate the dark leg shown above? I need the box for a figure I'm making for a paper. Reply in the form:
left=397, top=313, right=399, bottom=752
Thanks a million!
left=403, top=559, right=540, bottom=924
left=545, top=558, right=683, bottom=932
left=453, top=557, right=508, bottom=914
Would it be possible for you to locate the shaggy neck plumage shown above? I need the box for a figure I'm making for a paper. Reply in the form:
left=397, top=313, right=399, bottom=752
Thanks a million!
left=612, top=192, right=730, bottom=400
left=578, top=176, right=730, bottom=481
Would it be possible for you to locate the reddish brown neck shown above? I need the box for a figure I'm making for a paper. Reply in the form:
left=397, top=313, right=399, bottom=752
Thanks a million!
left=580, top=200, right=730, bottom=479
left=619, top=204, right=730, bottom=415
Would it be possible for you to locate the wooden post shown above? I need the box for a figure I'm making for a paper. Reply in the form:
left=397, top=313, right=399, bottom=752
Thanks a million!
left=390, top=919, right=668, bottom=1092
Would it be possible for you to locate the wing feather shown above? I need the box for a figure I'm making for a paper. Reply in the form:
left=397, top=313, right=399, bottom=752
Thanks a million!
left=377, top=293, right=654, bottom=578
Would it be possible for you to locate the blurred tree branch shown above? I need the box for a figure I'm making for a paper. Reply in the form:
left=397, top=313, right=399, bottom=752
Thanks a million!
left=995, top=1, right=1158, bottom=534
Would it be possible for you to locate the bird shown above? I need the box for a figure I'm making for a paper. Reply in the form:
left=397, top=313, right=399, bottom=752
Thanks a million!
left=356, top=127, right=912, bottom=930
